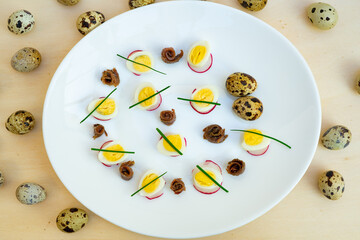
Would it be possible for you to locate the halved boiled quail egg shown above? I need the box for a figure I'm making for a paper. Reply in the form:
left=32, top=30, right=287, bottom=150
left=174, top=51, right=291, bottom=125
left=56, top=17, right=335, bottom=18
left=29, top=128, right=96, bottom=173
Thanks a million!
left=241, top=129, right=270, bottom=156
left=190, top=85, right=219, bottom=114
left=157, top=134, right=187, bottom=157
left=126, top=50, right=154, bottom=75
left=87, top=97, right=118, bottom=121
left=138, top=169, right=166, bottom=200
left=187, top=41, right=213, bottom=73
left=133, top=82, right=162, bottom=111
left=98, top=140, right=129, bottom=166
left=192, top=160, right=223, bottom=194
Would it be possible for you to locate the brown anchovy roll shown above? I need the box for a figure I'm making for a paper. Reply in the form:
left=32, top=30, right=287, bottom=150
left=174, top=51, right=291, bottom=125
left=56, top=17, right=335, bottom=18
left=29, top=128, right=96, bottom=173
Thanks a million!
left=119, top=161, right=135, bottom=180
left=93, top=124, right=108, bottom=139
left=101, top=68, right=120, bottom=87
left=160, top=109, right=176, bottom=126
left=203, top=124, right=228, bottom=143
left=226, top=159, right=245, bottom=176
left=170, top=178, right=186, bottom=194
left=161, top=47, right=184, bottom=64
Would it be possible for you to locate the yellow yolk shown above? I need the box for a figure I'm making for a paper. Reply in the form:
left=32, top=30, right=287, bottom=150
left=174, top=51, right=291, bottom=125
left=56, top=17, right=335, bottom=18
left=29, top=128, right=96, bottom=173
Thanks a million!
left=138, top=87, right=156, bottom=107
left=142, top=173, right=160, bottom=193
left=163, top=134, right=182, bottom=152
left=190, top=46, right=207, bottom=65
left=244, top=129, right=264, bottom=146
left=195, top=170, right=215, bottom=187
left=133, top=55, right=151, bottom=72
left=103, top=144, right=124, bottom=162
left=193, top=88, right=214, bottom=107
left=96, top=99, right=116, bottom=115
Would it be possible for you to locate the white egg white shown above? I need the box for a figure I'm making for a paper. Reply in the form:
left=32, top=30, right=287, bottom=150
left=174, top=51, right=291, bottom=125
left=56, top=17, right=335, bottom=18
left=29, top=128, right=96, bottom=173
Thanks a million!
left=192, top=160, right=223, bottom=194
left=133, top=82, right=161, bottom=110
left=97, top=140, right=129, bottom=166
left=241, top=133, right=271, bottom=152
left=126, top=51, right=154, bottom=75
left=190, top=85, right=219, bottom=113
left=139, top=169, right=166, bottom=198
left=157, top=134, right=187, bottom=157
left=187, top=40, right=211, bottom=67
left=87, top=97, right=118, bottom=120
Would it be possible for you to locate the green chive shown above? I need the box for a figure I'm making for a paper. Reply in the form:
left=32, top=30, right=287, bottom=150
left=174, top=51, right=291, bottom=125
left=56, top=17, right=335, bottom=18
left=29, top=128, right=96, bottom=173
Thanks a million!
left=177, top=97, right=220, bottom=106
left=196, top=165, right=228, bottom=193
left=129, top=85, right=171, bottom=109
left=156, top=128, right=183, bottom=156
left=131, top=171, right=167, bottom=197
left=117, top=54, right=166, bottom=75
left=230, top=129, right=291, bottom=149
left=80, top=88, right=117, bottom=124
left=91, top=148, right=135, bottom=154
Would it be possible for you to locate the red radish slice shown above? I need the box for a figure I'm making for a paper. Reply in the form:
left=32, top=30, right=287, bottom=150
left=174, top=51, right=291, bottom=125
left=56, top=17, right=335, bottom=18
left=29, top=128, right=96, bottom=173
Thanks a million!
left=190, top=102, right=216, bottom=114
left=146, top=91, right=162, bottom=111
left=92, top=97, right=113, bottom=121
left=187, top=54, right=213, bottom=73
left=127, top=50, right=143, bottom=76
left=101, top=163, right=111, bottom=167
left=247, top=145, right=270, bottom=156
left=145, top=192, right=164, bottom=200
left=193, top=184, right=221, bottom=195
left=204, top=160, right=222, bottom=174
left=99, top=140, right=114, bottom=167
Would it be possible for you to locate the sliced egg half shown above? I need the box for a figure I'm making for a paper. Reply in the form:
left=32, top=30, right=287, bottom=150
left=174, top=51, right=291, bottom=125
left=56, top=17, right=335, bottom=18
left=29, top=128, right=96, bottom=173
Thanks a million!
left=157, top=134, right=187, bottom=157
left=126, top=50, right=154, bottom=75
left=134, top=82, right=162, bottom=111
left=97, top=140, right=129, bottom=166
left=87, top=97, right=118, bottom=121
left=139, top=169, right=166, bottom=199
left=187, top=41, right=211, bottom=67
left=241, top=129, right=271, bottom=155
left=190, top=85, right=219, bottom=113
left=192, top=160, right=223, bottom=194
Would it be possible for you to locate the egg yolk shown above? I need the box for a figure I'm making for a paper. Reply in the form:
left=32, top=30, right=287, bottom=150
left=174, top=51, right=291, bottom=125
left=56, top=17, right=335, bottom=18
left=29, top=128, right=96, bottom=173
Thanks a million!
left=195, top=170, right=215, bottom=187
left=133, top=55, right=151, bottom=72
left=190, top=45, right=207, bottom=65
left=103, top=144, right=124, bottom=162
left=193, top=88, right=214, bottom=107
left=142, top=173, right=160, bottom=193
left=244, top=129, right=264, bottom=146
left=138, top=87, right=156, bottom=107
left=163, top=134, right=182, bottom=152
left=96, top=99, right=116, bottom=115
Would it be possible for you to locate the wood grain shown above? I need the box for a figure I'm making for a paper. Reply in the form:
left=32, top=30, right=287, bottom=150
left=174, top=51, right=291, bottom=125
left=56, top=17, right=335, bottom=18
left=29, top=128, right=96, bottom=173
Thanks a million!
left=0, top=0, right=359, bottom=239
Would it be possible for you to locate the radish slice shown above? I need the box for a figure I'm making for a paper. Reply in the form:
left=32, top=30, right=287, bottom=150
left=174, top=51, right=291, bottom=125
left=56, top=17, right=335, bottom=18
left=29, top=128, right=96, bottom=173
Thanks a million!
left=204, top=160, right=222, bottom=174
left=190, top=102, right=216, bottom=114
left=145, top=192, right=164, bottom=200
left=247, top=145, right=270, bottom=156
left=146, top=91, right=162, bottom=111
left=127, top=50, right=142, bottom=76
left=193, top=184, right=221, bottom=195
left=187, top=54, right=213, bottom=73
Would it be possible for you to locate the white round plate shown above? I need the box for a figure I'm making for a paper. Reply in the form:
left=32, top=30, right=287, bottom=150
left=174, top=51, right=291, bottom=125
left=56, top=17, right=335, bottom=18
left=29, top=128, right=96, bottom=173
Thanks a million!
left=43, top=1, right=321, bottom=239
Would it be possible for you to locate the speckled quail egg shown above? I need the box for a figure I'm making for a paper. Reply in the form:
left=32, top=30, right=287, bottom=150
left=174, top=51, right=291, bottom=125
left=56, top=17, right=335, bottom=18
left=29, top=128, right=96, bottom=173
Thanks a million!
left=238, top=0, right=267, bottom=11
left=11, top=47, right=41, bottom=72
left=56, top=208, right=88, bottom=233
left=76, top=11, right=105, bottom=35
left=232, top=96, right=263, bottom=121
left=0, top=170, right=4, bottom=187
left=57, top=0, right=80, bottom=6
left=5, top=110, right=35, bottom=135
left=129, top=0, right=155, bottom=9
left=16, top=183, right=46, bottom=205
left=7, top=10, right=35, bottom=35
left=318, top=170, right=345, bottom=200
left=355, top=75, right=360, bottom=94
left=307, top=2, right=338, bottom=30
left=226, top=72, right=257, bottom=97
left=321, top=125, right=351, bottom=150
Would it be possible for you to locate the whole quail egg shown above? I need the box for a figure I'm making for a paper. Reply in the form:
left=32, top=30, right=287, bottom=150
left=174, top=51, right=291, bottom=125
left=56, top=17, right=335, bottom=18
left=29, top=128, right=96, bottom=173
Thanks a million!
left=56, top=208, right=88, bottom=233
left=76, top=11, right=105, bottom=35
left=5, top=110, right=35, bottom=135
left=16, top=183, right=46, bottom=205
left=307, top=2, right=338, bottom=30
left=57, top=0, right=80, bottom=6
left=232, top=96, right=263, bottom=121
left=318, top=170, right=345, bottom=200
left=129, top=0, right=155, bottom=9
left=11, top=47, right=41, bottom=72
left=321, top=125, right=351, bottom=150
left=7, top=10, right=35, bottom=35
left=238, top=0, right=267, bottom=11
left=226, top=72, right=257, bottom=97
left=355, top=75, right=360, bottom=94
left=0, top=170, right=4, bottom=187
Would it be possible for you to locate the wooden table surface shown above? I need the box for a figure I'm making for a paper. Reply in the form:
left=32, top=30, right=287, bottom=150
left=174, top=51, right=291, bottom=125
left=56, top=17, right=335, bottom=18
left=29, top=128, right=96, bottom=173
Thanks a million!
left=0, top=0, right=359, bottom=239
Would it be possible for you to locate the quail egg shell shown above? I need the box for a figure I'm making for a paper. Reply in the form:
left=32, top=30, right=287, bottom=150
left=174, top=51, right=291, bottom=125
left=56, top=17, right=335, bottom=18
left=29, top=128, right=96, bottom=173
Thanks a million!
left=307, top=2, right=338, bottom=30
left=129, top=0, right=155, bottom=9
left=126, top=51, right=154, bottom=75
left=16, top=182, right=46, bottom=205
left=56, top=208, right=88, bottom=233
left=192, top=160, right=223, bottom=194
left=133, top=82, right=161, bottom=110
left=187, top=41, right=211, bottom=67
left=157, top=134, right=187, bottom=156
left=138, top=169, right=166, bottom=198
left=11, top=47, right=41, bottom=72
left=191, top=85, right=219, bottom=113
left=318, top=170, right=345, bottom=200
left=98, top=140, right=129, bottom=165
left=87, top=97, right=118, bottom=120
left=321, top=125, right=351, bottom=150
left=7, top=10, right=35, bottom=35
left=0, top=170, right=4, bottom=187
left=76, top=11, right=105, bottom=35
